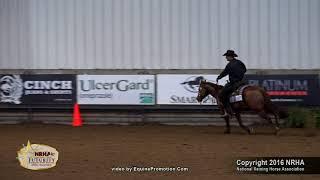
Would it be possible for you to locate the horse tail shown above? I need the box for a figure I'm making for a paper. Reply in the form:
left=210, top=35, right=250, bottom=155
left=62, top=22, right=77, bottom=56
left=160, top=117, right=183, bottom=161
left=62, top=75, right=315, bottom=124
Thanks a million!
left=259, top=87, right=289, bottom=119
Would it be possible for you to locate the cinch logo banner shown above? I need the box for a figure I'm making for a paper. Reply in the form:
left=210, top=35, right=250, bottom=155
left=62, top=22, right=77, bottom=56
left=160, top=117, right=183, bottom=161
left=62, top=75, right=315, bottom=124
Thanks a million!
left=0, top=74, right=76, bottom=104
left=77, top=75, right=155, bottom=105
left=157, top=74, right=228, bottom=105
left=17, top=140, right=59, bottom=170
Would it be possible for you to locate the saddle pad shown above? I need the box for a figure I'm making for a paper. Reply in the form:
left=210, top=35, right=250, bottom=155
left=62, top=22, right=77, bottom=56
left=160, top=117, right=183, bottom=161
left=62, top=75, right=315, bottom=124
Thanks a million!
left=229, top=95, right=243, bottom=103
left=229, top=84, right=252, bottom=103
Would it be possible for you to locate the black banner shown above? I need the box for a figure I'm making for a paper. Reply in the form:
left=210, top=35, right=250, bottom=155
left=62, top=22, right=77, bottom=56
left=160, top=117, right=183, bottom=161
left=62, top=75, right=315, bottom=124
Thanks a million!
left=235, top=157, right=320, bottom=174
left=0, top=74, right=76, bottom=104
left=244, top=74, right=320, bottom=105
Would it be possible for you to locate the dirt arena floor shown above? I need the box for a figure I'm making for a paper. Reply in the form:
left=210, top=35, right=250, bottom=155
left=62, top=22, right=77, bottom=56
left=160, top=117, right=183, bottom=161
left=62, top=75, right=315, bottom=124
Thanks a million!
left=0, top=124, right=320, bottom=180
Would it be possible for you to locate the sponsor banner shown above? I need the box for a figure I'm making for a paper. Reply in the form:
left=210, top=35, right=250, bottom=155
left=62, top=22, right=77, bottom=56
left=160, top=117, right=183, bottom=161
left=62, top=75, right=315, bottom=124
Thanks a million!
left=77, top=75, right=155, bottom=105
left=244, top=74, right=320, bottom=105
left=0, top=75, right=76, bottom=104
left=157, top=74, right=228, bottom=105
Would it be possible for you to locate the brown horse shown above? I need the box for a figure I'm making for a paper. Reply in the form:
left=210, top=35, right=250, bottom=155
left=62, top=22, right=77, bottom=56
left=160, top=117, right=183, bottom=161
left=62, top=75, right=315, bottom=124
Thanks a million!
left=196, top=81, right=288, bottom=134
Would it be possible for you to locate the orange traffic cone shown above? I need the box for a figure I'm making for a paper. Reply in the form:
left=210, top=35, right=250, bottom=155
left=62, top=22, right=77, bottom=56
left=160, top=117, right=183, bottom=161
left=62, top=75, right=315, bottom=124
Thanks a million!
left=72, top=103, right=83, bottom=127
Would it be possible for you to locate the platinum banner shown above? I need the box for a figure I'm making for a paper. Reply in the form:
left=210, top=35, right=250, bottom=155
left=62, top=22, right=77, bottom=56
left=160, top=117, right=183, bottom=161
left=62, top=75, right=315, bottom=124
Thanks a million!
left=0, top=74, right=76, bottom=104
left=244, top=74, right=320, bottom=105
left=77, top=75, right=155, bottom=105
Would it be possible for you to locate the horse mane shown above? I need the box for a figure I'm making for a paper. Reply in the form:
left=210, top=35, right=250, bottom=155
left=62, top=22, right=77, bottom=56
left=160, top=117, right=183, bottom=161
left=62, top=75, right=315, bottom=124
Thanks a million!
left=203, top=81, right=223, bottom=89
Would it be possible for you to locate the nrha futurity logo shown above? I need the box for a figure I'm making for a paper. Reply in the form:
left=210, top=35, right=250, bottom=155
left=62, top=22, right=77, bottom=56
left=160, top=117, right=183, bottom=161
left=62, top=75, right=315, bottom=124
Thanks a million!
left=17, top=140, right=59, bottom=170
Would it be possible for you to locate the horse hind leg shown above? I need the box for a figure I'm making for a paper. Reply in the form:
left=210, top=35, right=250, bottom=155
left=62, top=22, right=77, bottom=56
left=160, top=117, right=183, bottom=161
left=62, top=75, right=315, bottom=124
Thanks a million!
left=258, top=110, right=279, bottom=135
left=235, top=112, right=251, bottom=134
left=272, top=112, right=280, bottom=132
left=224, top=116, right=231, bottom=134
left=265, top=102, right=281, bottom=131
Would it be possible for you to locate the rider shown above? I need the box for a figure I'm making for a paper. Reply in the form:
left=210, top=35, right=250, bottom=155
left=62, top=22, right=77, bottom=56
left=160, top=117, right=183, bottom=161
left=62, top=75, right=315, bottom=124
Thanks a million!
left=216, top=50, right=247, bottom=117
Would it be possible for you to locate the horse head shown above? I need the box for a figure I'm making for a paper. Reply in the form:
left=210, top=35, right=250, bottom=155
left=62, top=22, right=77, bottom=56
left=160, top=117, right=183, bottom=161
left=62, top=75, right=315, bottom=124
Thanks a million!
left=196, top=80, right=222, bottom=103
left=196, top=80, right=209, bottom=102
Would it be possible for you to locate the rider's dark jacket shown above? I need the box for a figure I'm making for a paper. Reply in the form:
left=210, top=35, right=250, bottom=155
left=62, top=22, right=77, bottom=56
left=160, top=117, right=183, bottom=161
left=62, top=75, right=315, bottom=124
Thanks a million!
left=217, top=59, right=247, bottom=84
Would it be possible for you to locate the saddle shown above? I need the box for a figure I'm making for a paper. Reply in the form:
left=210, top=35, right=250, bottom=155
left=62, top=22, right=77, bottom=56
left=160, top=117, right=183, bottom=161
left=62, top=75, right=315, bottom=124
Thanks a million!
left=229, top=84, right=252, bottom=103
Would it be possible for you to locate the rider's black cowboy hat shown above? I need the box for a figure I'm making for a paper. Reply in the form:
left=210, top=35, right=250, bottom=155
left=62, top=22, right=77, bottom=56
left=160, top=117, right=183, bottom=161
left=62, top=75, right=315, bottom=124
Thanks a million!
left=223, top=50, right=238, bottom=57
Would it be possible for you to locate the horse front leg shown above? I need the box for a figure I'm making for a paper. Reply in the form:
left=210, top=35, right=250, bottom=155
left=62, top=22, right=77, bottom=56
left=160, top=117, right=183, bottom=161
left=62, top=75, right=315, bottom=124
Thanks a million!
left=224, top=116, right=231, bottom=134
left=217, top=100, right=227, bottom=115
left=216, top=98, right=230, bottom=133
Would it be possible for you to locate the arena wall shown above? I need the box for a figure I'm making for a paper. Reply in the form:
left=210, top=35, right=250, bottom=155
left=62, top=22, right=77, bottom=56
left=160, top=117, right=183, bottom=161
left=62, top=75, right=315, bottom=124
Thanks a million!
left=1, top=0, right=319, bottom=125
left=0, top=0, right=319, bottom=71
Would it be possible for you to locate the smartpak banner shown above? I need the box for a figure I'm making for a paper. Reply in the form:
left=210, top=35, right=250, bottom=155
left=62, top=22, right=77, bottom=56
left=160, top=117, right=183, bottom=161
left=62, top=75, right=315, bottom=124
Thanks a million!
left=244, top=74, right=320, bottom=105
left=0, top=74, right=76, bottom=104
left=157, top=74, right=228, bottom=105
left=77, top=75, right=155, bottom=105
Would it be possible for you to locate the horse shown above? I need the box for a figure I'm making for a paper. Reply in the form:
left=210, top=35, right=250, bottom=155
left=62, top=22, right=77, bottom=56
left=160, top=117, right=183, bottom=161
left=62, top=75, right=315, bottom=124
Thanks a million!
left=196, top=81, right=289, bottom=134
